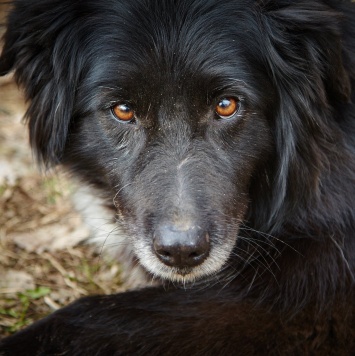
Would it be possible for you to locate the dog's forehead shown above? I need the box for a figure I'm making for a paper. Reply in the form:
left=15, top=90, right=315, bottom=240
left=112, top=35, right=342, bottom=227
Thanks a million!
left=87, top=1, right=258, bottom=103
left=88, top=2, right=253, bottom=65
left=122, top=1, right=253, bottom=68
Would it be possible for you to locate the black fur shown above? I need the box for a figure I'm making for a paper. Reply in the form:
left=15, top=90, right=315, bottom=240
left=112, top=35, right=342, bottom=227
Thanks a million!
left=1, top=0, right=355, bottom=354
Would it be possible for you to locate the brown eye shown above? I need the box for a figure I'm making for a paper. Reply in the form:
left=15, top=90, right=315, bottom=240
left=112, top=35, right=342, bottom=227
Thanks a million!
left=112, top=103, right=135, bottom=122
left=215, top=97, right=240, bottom=119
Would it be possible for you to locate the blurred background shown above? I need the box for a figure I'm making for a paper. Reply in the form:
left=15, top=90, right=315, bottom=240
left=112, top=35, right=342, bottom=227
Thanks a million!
left=0, top=3, right=125, bottom=337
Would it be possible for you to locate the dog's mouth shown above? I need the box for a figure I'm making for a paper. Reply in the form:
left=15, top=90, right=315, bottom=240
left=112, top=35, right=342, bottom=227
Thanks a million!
left=132, top=230, right=238, bottom=283
left=171, top=266, right=194, bottom=277
left=120, top=202, right=247, bottom=282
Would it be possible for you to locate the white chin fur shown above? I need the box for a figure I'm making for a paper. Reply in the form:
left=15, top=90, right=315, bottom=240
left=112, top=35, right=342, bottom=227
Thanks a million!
left=133, top=238, right=235, bottom=283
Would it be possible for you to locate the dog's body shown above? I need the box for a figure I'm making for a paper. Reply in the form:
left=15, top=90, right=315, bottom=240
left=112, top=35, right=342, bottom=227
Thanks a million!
left=1, top=0, right=355, bottom=354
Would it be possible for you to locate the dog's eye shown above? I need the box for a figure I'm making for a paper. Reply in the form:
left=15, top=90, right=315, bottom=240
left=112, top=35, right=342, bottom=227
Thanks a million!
left=215, top=98, right=240, bottom=119
left=112, top=103, right=135, bottom=123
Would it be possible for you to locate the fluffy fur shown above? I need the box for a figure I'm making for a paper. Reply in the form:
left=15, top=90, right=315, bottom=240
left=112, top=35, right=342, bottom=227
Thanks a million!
left=0, top=0, right=355, bottom=354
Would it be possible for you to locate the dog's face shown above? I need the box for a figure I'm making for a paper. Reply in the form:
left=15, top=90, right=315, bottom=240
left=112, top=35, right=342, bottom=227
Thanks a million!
left=1, top=0, right=350, bottom=282
left=60, top=1, right=274, bottom=282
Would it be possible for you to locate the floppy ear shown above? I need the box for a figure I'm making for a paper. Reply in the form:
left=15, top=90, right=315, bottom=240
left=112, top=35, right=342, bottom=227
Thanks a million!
left=0, top=1, right=81, bottom=166
left=254, top=1, right=354, bottom=231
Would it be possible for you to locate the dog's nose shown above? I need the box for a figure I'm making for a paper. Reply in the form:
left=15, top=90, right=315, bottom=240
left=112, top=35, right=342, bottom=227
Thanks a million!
left=153, top=224, right=210, bottom=268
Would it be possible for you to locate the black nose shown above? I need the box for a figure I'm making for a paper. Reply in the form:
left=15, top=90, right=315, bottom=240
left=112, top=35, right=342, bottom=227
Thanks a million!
left=153, top=224, right=210, bottom=268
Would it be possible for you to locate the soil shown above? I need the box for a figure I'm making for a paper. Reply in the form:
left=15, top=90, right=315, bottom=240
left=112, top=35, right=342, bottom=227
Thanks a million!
left=0, top=75, right=126, bottom=337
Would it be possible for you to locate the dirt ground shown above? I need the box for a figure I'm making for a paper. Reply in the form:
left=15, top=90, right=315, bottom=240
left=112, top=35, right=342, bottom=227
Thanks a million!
left=0, top=76, right=126, bottom=337
left=0, top=2, right=131, bottom=339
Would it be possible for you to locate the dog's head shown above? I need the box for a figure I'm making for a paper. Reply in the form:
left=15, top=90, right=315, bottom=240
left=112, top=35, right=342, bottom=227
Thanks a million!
left=1, top=0, right=352, bottom=282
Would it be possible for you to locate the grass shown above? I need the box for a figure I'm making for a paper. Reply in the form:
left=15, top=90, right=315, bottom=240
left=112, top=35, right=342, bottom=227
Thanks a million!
left=0, top=76, right=126, bottom=339
left=0, top=174, right=124, bottom=337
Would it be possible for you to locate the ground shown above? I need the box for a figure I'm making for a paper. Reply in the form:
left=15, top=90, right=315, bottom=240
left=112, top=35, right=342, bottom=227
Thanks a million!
left=0, top=74, right=126, bottom=337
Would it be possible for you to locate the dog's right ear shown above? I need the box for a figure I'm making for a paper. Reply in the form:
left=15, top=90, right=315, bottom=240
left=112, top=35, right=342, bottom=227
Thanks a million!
left=0, top=1, right=80, bottom=166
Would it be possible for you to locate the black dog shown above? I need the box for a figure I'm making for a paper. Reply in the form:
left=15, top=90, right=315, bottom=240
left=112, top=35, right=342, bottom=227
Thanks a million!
left=1, top=0, right=355, bottom=354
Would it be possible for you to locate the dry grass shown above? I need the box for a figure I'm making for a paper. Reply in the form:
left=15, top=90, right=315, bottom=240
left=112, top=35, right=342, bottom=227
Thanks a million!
left=0, top=78, right=125, bottom=337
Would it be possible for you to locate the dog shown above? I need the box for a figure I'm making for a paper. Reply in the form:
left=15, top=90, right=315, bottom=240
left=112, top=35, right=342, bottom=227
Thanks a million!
left=1, top=0, right=355, bottom=354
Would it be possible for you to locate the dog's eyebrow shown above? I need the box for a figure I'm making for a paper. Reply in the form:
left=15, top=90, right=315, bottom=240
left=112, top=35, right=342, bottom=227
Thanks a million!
left=208, top=78, right=257, bottom=102
left=212, top=79, right=249, bottom=92
left=94, top=85, right=130, bottom=106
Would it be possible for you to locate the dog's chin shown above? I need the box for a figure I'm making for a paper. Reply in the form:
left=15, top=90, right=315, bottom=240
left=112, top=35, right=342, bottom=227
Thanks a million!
left=133, top=239, right=236, bottom=283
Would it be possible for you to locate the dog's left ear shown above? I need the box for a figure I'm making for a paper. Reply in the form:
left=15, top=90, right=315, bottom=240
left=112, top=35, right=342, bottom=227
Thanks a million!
left=260, top=1, right=352, bottom=102
left=253, top=1, right=354, bottom=230
left=0, top=1, right=81, bottom=166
